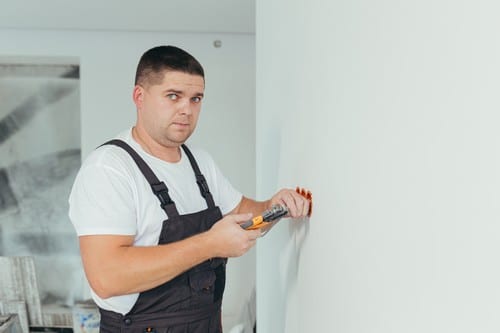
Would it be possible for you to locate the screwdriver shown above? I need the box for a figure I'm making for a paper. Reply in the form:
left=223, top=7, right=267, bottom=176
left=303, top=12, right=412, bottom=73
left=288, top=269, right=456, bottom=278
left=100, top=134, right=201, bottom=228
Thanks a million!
left=240, top=204, right=289, bottom=230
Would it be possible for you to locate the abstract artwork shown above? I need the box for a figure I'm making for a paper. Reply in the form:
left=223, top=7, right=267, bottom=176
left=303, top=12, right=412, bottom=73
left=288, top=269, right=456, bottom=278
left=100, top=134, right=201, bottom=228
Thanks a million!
left=0, top=59, right=86, bottom=306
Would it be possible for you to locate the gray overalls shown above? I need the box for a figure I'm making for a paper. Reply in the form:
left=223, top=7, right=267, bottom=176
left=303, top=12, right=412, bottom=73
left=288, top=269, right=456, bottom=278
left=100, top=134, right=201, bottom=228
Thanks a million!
left=98, top=140, right=226, bottom=333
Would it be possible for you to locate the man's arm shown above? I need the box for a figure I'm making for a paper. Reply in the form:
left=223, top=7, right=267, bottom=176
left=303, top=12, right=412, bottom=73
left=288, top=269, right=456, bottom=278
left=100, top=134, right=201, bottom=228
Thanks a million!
left=230, top=188, right=311, bottom=218
left=80, top=213, right=260, bottom=299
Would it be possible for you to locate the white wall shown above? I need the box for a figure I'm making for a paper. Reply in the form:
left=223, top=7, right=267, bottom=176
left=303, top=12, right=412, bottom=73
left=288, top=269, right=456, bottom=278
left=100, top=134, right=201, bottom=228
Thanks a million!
left=257, top=1, right=500, bottom=332
left=0, top=28, right=255, bottom=330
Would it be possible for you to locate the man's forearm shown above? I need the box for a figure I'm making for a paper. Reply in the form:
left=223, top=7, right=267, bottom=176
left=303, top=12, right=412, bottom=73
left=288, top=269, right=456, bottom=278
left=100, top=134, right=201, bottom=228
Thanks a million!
left=232, top=196, right=271, bottom=217
left=80, top=231, right=217, bottom=299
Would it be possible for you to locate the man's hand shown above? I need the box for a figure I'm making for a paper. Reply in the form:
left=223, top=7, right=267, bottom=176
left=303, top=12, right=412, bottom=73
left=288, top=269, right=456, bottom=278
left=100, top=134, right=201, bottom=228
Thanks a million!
left=208, top=213, right=261, bottom=258
left=270, top=188, right=311, bottom=218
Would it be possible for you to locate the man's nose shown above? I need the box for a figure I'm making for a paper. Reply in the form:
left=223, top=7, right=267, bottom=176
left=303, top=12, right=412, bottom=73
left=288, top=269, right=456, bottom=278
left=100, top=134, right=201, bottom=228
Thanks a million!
left=178, top=99, right=193, bottom=115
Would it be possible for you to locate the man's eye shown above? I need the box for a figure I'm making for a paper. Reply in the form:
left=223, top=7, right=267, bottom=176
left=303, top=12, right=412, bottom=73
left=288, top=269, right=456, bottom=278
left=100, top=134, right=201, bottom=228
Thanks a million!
left=192, top=96, right=202, bottom=103
left=167, top=94, right=178, bottom=100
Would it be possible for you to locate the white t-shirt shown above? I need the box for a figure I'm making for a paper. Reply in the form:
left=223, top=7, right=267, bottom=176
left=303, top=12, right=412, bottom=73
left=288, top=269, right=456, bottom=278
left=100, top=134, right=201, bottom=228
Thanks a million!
left=68, top=128, right=242, bottom=314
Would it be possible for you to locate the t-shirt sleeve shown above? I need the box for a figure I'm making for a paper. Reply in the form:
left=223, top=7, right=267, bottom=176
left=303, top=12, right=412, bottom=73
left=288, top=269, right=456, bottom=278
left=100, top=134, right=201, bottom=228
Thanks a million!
left=69, top=162, right=137, bottom=236
left=202, top=152, right=242, bottom=215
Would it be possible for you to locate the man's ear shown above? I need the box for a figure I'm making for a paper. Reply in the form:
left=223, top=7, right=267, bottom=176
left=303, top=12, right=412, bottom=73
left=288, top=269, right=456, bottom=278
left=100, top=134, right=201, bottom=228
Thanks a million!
left=132, top=85, right=144, bottom=107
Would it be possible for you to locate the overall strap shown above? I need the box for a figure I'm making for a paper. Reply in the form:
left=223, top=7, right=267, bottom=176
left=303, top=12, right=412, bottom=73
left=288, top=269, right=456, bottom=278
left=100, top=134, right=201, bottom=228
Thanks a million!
left=181, top=144, right=216, bottom=208
left=102, top=139, right=179, bottom=217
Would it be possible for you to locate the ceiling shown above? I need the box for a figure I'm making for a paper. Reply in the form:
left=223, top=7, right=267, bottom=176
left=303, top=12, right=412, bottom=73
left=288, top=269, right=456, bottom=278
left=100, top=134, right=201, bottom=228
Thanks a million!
left=0, top=0, right=255, bottom=34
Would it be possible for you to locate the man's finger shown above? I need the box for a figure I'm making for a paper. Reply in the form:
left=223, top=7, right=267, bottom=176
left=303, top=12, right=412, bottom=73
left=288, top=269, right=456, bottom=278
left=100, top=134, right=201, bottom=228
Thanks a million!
left=231, top=213, right=253, bottom=223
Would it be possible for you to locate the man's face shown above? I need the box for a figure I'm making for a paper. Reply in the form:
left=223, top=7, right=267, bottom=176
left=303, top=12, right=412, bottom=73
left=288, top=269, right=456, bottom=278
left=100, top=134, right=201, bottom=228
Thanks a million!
left=135, top=70, right=205, bottom=148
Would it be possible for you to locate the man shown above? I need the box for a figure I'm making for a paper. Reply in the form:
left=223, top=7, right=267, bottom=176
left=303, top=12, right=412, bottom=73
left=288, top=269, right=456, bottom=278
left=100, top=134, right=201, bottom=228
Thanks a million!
left=69, top=45, right=309, bottom=333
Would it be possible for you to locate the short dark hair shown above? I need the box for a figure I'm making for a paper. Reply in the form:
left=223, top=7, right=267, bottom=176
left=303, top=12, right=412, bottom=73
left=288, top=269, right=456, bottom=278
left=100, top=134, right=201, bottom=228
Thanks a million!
left=134, top=45, right=204, bottom=86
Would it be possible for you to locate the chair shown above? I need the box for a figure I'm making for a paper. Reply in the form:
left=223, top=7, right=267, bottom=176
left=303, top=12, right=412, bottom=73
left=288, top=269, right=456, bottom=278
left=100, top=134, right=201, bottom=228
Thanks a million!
left=0, top=256, right=43, bottom=333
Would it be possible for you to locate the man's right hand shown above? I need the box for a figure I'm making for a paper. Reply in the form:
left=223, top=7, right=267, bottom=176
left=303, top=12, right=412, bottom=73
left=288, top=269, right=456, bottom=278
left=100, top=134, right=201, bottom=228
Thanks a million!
left=208, top=213, right=261, bottom=258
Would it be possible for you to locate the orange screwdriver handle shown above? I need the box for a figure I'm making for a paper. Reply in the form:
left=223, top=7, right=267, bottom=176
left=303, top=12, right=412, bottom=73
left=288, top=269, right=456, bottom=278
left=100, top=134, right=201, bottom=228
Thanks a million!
left=240, top=215, right=264, bottom=229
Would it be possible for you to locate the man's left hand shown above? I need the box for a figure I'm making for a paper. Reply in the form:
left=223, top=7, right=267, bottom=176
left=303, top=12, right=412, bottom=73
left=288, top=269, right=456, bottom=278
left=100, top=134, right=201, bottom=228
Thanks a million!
left=269, top=188, right=311, bottom=218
